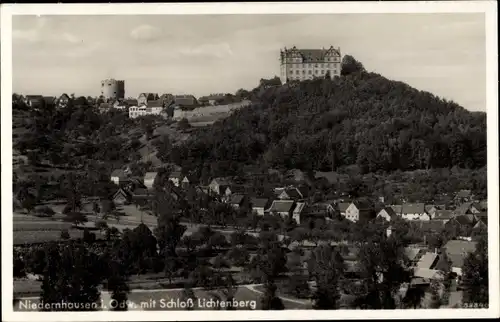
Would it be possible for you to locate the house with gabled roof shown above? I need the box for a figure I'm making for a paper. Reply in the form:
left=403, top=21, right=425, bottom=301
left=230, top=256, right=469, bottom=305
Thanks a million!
left=137, top=93, right=159, bottom=106
left=208, top=177, right=233, bottom=195
left=112, top=188, right=132, bottom=206
left=143, top=172, right=158, bottom=190
left=168, top=171, right=190, bottom=188
left=454, top=189, right=474, bottom=203
left=228, top=194, right=246, bottom=209
left=416, top=252, right=439, bottom=270
left=250, top=198, right=270, bottom=216
left=24, top=95, right=45, bottom=109
left=377, top=207, right=398, bottom=222
left=401, top=203, right=428, bottom=221
left=454, top=202, right=474, bottom=216
left=292, top=201, right=306, bottom=224
left=267, top=200, right=295, bottom=218
left=110, top=169, right=128, bottom=185
left=276, top=186, right=304, bottom=201
left=433, top=210, right=455, bottom=223
left=57, top=93, right=71, bottom=109
left=342, top=201, right=373, bottom=223
left=389, top=204, right=403, bottom=215
left=473, top=212, right=487, bottom=228
left=174, top=94, right=198, bottom=108
left=336, top=202, right=351, bottom=217
left=470, top=202, right=487, bottom=214
left=198, top=94, right=226, bottom=106
left=443, top=239, right=478, bottom=276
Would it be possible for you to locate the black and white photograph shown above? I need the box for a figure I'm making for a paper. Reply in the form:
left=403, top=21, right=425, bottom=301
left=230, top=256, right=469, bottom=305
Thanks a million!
left=1, top=1, right=498, bottom=320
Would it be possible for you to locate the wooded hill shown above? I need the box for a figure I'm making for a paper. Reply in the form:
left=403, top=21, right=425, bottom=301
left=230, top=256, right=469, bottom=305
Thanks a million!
left=171, top=68, right=486, bottom=179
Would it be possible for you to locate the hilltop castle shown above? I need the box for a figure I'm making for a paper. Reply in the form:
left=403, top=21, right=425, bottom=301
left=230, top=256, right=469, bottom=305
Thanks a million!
left=279, top=46, right=342, bottom=84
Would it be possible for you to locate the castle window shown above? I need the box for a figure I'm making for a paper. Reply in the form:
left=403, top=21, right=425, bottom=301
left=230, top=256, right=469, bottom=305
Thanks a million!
left=302, top=70, right=306, bottom=74
left=308, top=70, right=312, bottom=75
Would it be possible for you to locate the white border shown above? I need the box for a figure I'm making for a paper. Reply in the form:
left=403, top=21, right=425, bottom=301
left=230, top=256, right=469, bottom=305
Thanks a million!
left=1, top=1, right=498, bottom=321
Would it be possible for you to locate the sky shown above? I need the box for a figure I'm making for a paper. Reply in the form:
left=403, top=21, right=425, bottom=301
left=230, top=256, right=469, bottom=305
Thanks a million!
left=12, top=13, right=486, bottom=111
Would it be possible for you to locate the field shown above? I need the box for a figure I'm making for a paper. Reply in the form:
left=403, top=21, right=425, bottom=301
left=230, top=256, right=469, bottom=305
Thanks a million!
left=13, top=213, right=103, bottom=245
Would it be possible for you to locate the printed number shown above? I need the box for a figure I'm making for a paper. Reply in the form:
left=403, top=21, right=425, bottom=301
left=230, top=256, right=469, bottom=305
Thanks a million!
left=463, top=302, right=488, bottom=308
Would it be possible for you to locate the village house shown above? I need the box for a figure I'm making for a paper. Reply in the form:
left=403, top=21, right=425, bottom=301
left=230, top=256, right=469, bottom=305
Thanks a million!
left=400, top=203, right=429, bottom=221
left=292, top=201, right=306, bottom=224
left=43, top=96, right=57, bottom=109
left=198, top=94, right=226, bottom=106
left=389, top=204, right=403, bottom=216
left=454, top=189, right=474, bottom=204
left=267, top=200, right=295, bottom=218
left=454, top=202, right=475, bottom=216
left=341, top=201, right=373, bottom=223
left=416, top=252, right=439, bottom=270
left=472, top=213, right=487, bottom=233
left=137, top=93, right=159, bottom=106
left=307, top=201, right=336, bottom=217
left=110, top=169, right=128, bottom=186
left=228, top=194, right=246, bottom=209
left=275, top=186, right=304, bottom=201
left=250, top=198, right=270, bottom=216
left=405, top=247, right=425, bottom=267
left=174, top=94, right=198, bottom=108
left=377, top=207, right=398, bottom=222
left=168, top=171, right=190, bottom=188
left=443, top=240, right=478, bottom=277
left=208, top=177, right=233, bottom=195
left=470, top=202, right=487, bottom=214
left=57, top=93, right=71, bottom=109
left=143, top=172, right=158, bottom=190
left=337, top=202, right=351, bottom=218
left=433, top=210, right=454, bottom=223
left=24, top=95, right=45, bottom=109
left=112, top=188, right=131, bottom=206
left=424, top=205, right=439, bottom=218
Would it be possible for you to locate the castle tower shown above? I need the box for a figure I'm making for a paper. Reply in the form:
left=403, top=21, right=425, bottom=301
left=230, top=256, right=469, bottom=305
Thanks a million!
left=100, top=78, right=125, bottom=100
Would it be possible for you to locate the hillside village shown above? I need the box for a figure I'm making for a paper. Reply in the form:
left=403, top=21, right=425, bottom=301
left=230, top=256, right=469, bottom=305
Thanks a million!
left=11, top=55, right=489, bottom=311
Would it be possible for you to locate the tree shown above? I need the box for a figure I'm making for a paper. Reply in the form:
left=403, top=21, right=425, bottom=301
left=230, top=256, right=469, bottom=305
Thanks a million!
left=64, top=211, right=88, bottom=227
left=22, top=194, right=37, bottom=213
left=462, top=234, right=488, bottom=306
left=178, top=118, right=191, bottom=130
left=308, top=245, right=345, bottom=309
left=341, top=55, right=366, bottom=76
left=60, top=230, right=71, bottom=240
left=351, top=234, right=413, bottom=309
left=153, top=191, right=187, bottom=258
left=106, top=260, right=130, bottom=311
left=260, top=282, right=285, bottom=310
left=40, top=243, right=104, bottom=311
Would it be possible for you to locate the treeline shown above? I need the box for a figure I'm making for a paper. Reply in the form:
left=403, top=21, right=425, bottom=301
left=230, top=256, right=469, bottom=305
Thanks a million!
left=167, top=69, right=486, bottom=178
left=12, top=96, right=170, bottom=172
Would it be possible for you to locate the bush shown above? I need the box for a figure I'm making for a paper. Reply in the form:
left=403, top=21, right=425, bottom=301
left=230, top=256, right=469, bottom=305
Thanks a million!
left=60, top=230, right=70, bottom=240
left=34, top=206, right=55, bottom=217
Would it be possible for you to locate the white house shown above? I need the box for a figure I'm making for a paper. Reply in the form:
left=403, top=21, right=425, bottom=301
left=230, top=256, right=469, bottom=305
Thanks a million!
left=292, top=202, right=306, bottom=225
left=110, top=169, right=127, bottom=185
left=342, top=201, right=372, bottom=223
left=143, top=172, right=158, bottom=189
left=377, top=207, right=398, bottom=222
left=401, top=203, right=428, bottom=221
left=168, top=171, right=189, bottom=187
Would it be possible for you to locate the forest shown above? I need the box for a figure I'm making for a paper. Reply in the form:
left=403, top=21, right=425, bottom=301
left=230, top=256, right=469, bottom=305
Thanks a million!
left=169, top=63, right=486, bottom=180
